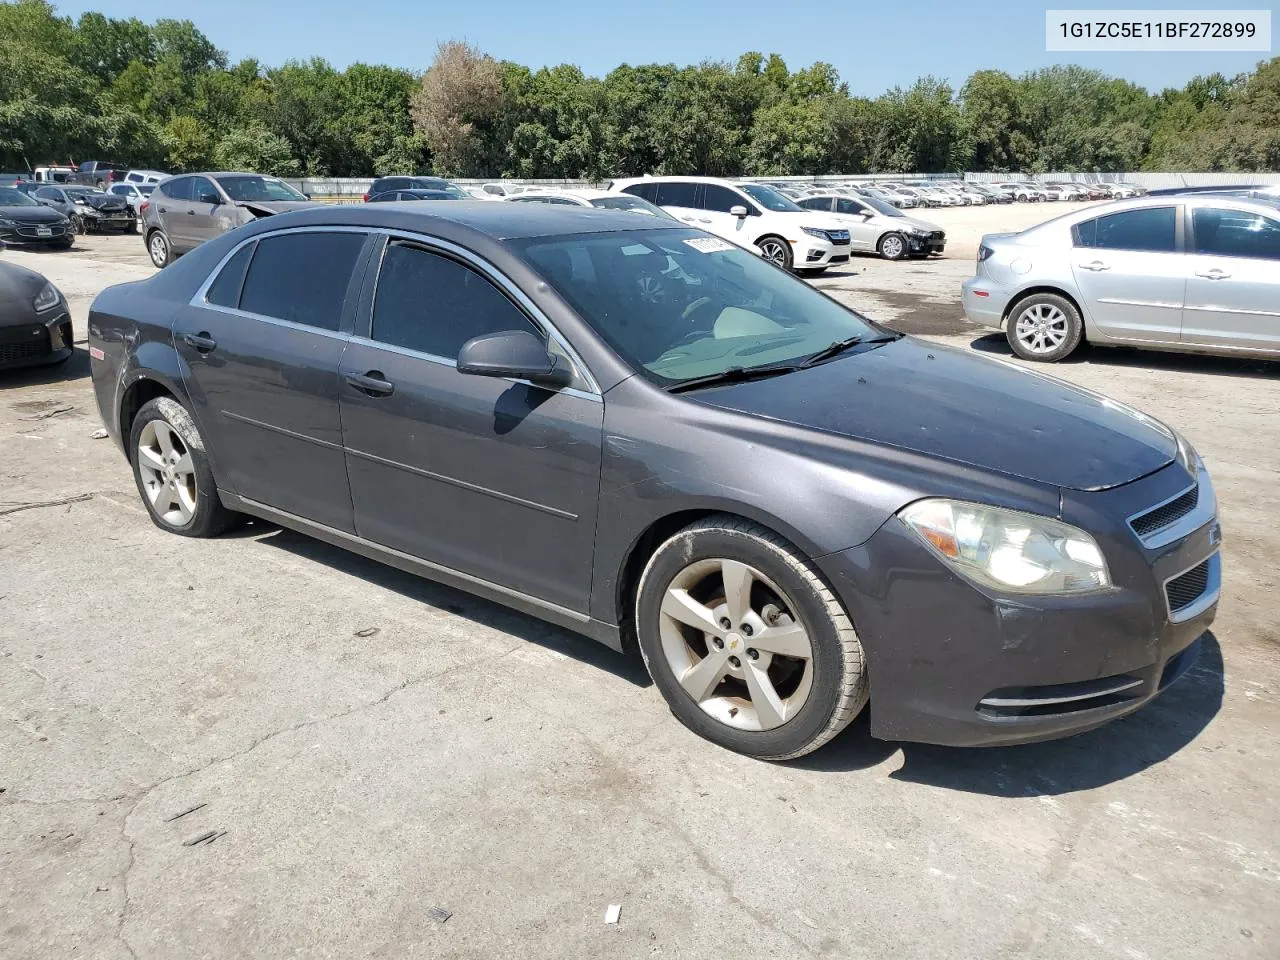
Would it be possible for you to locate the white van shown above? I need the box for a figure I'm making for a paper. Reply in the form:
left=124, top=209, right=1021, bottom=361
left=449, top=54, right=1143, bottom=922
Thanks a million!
left=610, top=177, right=851, bottom=273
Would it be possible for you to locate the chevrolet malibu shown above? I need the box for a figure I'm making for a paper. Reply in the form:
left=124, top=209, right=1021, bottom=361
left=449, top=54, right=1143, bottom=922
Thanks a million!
left=88, top=203, right=1220, bottom=759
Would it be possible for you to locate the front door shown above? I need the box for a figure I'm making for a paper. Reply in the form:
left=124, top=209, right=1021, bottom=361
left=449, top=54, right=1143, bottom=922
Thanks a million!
left=339, top=238, right=604, bottom=613
left=655, top=181, right=704, bottom=230
left=188, top=176, right=229, bottom=245
left=1070, top=205, right=1186, bottom=343
left=1182, top=205, right=1280, bottom=353
left=175, top=229, right=372, bottom=532
left=833, top=197, right=882, bottom=251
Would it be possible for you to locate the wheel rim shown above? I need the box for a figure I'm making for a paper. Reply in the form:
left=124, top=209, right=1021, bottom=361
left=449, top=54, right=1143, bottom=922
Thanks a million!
left=1015, top=303, right=1070, bottom=354
left=137, top=420, right=197, bottom=526
left=70, top=214, right=84, bottom=235
left=881, top=235, right=904, bottom=258
left=149, top=234, right=167, bottom=264
left=759, top=239, right=788, bottom=266
left=659, top=558, right=814, bottom=732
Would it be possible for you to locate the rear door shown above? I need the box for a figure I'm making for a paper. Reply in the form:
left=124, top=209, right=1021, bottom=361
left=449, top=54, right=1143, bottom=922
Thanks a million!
left=155, top=176, right=196, bottom=248
left=1183, top=204, right=1280, bottom=353
left=654, top=181, right=702, bottom=228
left=338, top=236, right=604, bottom=612
left=1069, top=205, right=1186, bottom=344
left=176, top=228, right=374, bottom=531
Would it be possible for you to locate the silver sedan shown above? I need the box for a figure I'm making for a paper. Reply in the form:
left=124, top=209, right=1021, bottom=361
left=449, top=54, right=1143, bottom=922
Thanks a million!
left=962, top=194, right=1280, bottom=362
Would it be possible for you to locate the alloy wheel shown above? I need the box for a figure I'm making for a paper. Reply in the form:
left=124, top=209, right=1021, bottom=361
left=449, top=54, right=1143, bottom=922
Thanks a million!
left=758, top=239, right=789, bottom=267
left=149, top=233, right=168, bottom=267
left=69, top=213, right=84, bottom=235
left=137, top=420, right=197, bottom=526
left=1014, top=303, right=1069, bottom=355
left=880, top=235, right=905, bottom=259
left=659, top=558, right=814, bottom=731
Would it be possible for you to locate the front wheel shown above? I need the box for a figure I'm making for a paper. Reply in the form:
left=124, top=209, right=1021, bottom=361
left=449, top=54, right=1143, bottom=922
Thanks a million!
left=877, top=232, right=908, bottom=260
left=635, top=516, right=868, bottom=760
left=129, top=397, right=240, bottom=537
left=68, top=213, right=85, bottom=235
left=147, top=230, right=171, bottom=268
left=1006, top=293, right=1084, bottom=362
left=756, top=235, right=793, bottom=271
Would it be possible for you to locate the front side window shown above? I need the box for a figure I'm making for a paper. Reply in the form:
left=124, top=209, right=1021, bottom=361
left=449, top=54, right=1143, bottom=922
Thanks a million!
left=703, top=185, right=746, bottom=213
left=1193, top=207, right=1280, bottom=260
left=36, top=187, right=61, bottom=201
left=239, top=231, right=366, bottom=330
left=1075, top=207, right=1177, bottom=252
left=512, top=228, right=881, bottom=387
left=655, top=182, right=700, bottom=208
left=110, top=185, right=129, bottom=196
left=215, top=175, right=306, bottom=203
left=371, top=243, right=537, bottom=359
left=192, top=178, right=221, bottom=204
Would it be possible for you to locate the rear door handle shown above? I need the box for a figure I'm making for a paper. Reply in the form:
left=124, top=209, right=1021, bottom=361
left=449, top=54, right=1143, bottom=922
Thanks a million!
left=680, top=216, right=697, bottom=222
left=157, top=206, right=167, bottom=213
left=1078, top=261, right=1111, bottom=271
left=1195, top=269, right=1230, bottom=280
left=345, top=371, right=394, bottom=397
left=186, top=210, right=195, bottom=215
left=183, top=332, right=217, bottom=353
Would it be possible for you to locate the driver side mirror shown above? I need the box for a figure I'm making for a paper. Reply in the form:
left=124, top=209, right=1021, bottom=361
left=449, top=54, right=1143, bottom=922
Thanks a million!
left=197, top=193, right=220, bottom=205
left=729, top=205, right=748, bottom=219
left=457, top=329, right=571, bottom=386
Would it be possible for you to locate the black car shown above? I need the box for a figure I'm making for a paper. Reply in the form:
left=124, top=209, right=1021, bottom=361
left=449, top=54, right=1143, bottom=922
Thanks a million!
left=367, top=188, right=469, bottom=203
left=0, top=262, right=73, bottom=369
left=0, top=186, right=73, bottom=248
left=87, top=204, right=1219, bottom=759
left=363, top=176, right=469, bottom=202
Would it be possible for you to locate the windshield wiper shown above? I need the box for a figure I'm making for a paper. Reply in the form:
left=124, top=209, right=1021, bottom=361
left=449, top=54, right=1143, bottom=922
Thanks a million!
left=665, top=363, right=802, bottom=394
left=800, top=333, right=901, bottom=368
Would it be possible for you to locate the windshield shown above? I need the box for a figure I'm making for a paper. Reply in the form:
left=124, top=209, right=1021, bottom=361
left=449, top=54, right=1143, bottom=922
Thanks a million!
left=0, top=187, right=38, bottom=206
left=512, top=228, right=881, bottom=386
left=216, top=175, right=306, bottom=202
left=591, top=195, right=676, bottom=219
left=738, top=184, right=803, bottom=213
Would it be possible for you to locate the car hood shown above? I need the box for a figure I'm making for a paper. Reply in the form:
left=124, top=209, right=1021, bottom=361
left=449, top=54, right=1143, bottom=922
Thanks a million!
left=0, top=204, right=65, bottom=224
left=692, top=337, right=1176, bottom=491
left=831, top=212, right=942, bottom=233
left=0, top=261, right=48, bottom=319
left=231, top=200, right=317, bottom=216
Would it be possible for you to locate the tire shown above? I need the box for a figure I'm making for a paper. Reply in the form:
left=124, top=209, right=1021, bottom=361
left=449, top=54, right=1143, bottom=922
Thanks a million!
left=128, top=397, right=239, bottom=538
left=1006, top=292, right=1084, bottom=362
left=53, top=236, right=74, bottom=250
left=877, top=232, right=908, bottom=261
left=68, top=213, right=85, bottom=235
left=147, top=230, right=171, bottom=268
left=756, top=235, right=793, bottom=271
left=635, top=515, right=868, bottom=760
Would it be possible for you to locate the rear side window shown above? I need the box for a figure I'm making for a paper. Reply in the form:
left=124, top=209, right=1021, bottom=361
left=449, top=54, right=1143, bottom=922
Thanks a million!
left=160, top=177, right=193, bottom=201
left=621, top=182, right=658, bottom=203
left=239, top=232, right=366, bottom=331
left=1192, top=207, right=1280, bottom=261
left=655, top=182, right=699, bottom=208
left=36, top=187, right=61, bottom=200
left=371, top=243, right=535, bottom=359
left=1076, top=207, right=1177, bottom=252
left=836, top=198, right=869, bottom=215
left=205, top=242, right=256, bottom=308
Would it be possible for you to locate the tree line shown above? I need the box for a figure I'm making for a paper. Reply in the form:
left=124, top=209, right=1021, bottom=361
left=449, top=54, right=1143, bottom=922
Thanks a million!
left=3, top=0, right=1278, bottom=180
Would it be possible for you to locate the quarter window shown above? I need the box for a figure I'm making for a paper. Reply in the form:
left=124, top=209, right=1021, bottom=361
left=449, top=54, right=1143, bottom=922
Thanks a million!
left=371, top=243, right=537, bottom=359
left=702, top=185, right=745, bottom=213
left=1075, top=207, right=1177, bottom=252
left=655, top=182, right=700, bottom=208
left=205, top=242, right=256, bottom=308
left=1192, top=207, right=1280, bottom=261
left=239, top=232, right=366, bottom=331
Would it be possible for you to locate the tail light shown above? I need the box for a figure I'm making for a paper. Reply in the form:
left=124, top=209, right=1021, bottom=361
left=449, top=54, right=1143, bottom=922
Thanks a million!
left=362, top=192, right=369, bottom=202
left=977, top=245, right=994, bottom=262
left=139, top=200, right=149, bottom=214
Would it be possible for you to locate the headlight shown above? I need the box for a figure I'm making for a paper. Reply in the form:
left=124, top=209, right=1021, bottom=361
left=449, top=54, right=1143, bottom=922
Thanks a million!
left=33, top=282, right=60, bottom=312
left=800, top=226, right=830, bottom=240
left=900, top=499, right=1110, bottom=594
left=0, top=216, right=15, bottom=228
left=1174, top=430, right=1199, bottom=474
left=75, top=198, right=89, bottom=205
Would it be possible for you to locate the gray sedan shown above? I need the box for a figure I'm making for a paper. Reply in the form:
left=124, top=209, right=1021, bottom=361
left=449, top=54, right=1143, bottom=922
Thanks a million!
left=964, top=195, right=1280, bottom=362
left=33, top=185, right=134, bottom=234
left=141, top=172, right=315, bottom=268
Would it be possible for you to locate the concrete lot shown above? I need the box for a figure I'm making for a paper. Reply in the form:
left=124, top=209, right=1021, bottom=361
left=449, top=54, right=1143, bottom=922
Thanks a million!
left=2, top=212, right=1278, bottom=960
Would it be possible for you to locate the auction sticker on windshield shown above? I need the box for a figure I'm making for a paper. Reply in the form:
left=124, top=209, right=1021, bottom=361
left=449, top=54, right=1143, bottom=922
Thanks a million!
left=684, top=237, right=736, bottom=253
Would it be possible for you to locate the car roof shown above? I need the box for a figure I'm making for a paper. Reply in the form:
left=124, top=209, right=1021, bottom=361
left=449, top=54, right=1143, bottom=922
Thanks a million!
left=247, top=200, right=681, bottom=240
left=515, top=189, right=612, bottom=201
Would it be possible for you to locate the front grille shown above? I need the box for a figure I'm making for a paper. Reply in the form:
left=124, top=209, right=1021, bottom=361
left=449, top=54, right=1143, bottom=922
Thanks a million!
left=0, top=326, right=50, bottom=364
left=1166, top=560, right=1211, bottom=613
left=1131, top=487, right=1198, bottom=538
left=16, top=224, right=65, bottom=238
left=929, top=231, right=945, bottom=241
left=977, top=673, right=1144, bottom=719
left=825, top=230, right=851, bottom=246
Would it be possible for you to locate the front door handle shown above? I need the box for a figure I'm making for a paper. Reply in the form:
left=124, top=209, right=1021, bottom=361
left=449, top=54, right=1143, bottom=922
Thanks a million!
left=157, top=206, right=167, bottom=214
left=345, top=371, right=394, bottom=397
left=1078, top=260, right=1111, bottom=271
left=680, top=216, right=697, bottom=222
left=183, top=332, right=217, bottom=353
left=186, top=210, right=195, bottom=215
left=1195, top=269, right=1230, bottom=280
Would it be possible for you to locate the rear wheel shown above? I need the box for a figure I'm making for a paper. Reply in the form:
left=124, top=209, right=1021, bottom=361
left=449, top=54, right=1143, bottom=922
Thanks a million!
left=756, top=235, right=793, bottom=271
left=635, top=516, right=868, bottom=760
left=1006, top=292, right=1084, bottom=362
left=147, top=230, right=171, bottom=268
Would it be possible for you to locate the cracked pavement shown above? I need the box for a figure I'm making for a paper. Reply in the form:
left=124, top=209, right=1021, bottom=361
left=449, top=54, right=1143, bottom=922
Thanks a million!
left=2, top=231, right=1279, bottom=959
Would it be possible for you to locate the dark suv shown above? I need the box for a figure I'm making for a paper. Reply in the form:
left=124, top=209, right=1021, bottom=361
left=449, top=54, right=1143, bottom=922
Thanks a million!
left=73, top=161, right=128, bottom=188
left=363, top=176, right=466, bottom=202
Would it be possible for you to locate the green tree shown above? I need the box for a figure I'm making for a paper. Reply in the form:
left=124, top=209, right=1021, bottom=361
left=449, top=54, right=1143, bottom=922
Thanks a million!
left=69, top=12, right=155, bottom=86
left=213, top=122, right=299, bottom=176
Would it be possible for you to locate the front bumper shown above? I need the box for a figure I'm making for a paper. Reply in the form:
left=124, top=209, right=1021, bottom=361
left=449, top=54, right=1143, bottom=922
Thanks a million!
left=0, top=307, right=74, bottom=369
left=797, top=238, right=848, bottom=267
left=816, top=462, right=1220, bottom=747
left=961, top=275, right=1013, bottom=329
left=0, top=221, right=69, bottom=244
left=907, top=232, right=945, bottom=255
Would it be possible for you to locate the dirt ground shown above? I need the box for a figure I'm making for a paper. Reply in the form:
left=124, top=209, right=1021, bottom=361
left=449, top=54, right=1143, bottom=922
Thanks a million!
left=2, top=215, right=1278, bottom=960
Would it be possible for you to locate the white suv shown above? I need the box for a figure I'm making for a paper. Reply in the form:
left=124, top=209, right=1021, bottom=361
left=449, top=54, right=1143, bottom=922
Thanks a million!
left=610, top=177, right=851, bottom=273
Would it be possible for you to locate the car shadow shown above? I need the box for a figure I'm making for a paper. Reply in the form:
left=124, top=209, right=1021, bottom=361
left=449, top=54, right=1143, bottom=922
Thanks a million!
left=793, top=631, right=1224, bottom=796
left=969, top=333, right=1280, bottom=379
left=250, top=523, right=653, bottom=689
left=0, top=346, right=90, bottom=387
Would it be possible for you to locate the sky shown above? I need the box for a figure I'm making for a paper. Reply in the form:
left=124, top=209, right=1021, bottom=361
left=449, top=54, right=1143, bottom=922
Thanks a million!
left=52, top=0, right=1277, bottom=95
